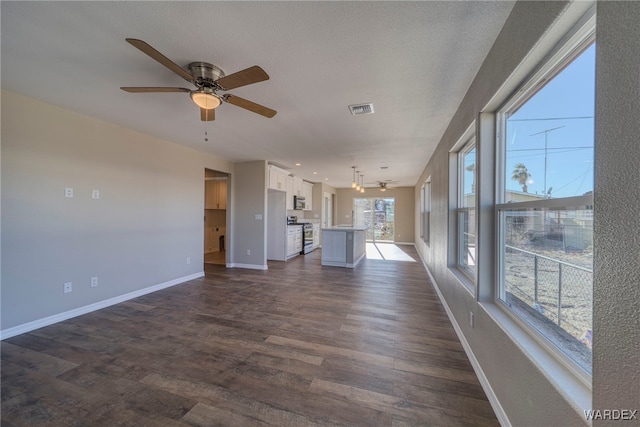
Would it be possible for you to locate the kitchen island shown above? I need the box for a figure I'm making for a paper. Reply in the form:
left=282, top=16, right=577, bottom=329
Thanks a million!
left=321, top=225, right=367, bottom=268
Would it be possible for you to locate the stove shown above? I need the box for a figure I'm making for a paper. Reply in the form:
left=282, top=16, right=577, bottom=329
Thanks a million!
left=287, top=216, right=314, bottom=254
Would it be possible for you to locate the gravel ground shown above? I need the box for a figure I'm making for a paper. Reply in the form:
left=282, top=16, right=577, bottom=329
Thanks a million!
left=503, top=240, right=592, bottom=372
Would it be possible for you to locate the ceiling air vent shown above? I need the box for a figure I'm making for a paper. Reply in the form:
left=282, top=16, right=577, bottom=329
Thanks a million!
left=348, top=103, right=375, bottom=115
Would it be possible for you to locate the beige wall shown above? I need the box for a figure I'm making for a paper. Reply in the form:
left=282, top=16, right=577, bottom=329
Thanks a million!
left=304, top=182, right=337, bottom=223
left=1, top=90, right=233, bottom=333
left=231, top=161, right=268, bottom=269
left=336, top=186, right=415, bottom=243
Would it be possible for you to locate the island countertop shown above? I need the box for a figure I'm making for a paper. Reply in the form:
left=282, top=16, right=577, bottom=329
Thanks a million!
left=321, top=225, right=368, bottom=231
left=320, top=227, right=367, bottom=268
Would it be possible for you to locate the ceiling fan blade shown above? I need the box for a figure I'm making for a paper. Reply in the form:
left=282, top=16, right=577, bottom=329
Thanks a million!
left=215, top=66, right=269, bottom=90
left=224, top=94, right=277, bottom=118
left=126, top=38, right=194, bottom=83
left=120, top=87, right=191, bottom=93
left=201, top=108, right=215, bottom=121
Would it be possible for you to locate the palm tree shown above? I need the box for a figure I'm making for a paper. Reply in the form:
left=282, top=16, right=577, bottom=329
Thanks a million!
left=511, top=163, right=532, bottom=193
left=465, top=163, right=476, bottom=193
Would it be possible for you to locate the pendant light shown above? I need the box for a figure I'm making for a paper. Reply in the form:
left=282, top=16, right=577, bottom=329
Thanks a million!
left=355, top=171, right=361, bottom=191
left=351, top=166, right=357, bottom=188
left=360, top=174, right=365, bottom=193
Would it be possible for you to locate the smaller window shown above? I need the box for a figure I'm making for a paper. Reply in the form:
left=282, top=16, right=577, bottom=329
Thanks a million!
left=457, top=141, right=477, bottom=281
left=422, top=179, right=431, bottom=245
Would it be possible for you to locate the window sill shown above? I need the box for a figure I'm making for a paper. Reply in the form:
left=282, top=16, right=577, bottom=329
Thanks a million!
left=479, top=301, right=592, bottom=415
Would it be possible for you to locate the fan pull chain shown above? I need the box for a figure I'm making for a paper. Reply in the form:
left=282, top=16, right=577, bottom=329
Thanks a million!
left=204, top=121, right=208, bottom=142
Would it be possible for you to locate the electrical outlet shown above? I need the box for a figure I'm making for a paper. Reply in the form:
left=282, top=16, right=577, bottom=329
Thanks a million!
left=470, top=312, right=475, bottom=329
left=64, top=282, right=73, bottom=293
left=246, top=249, right=251, bottom=256
left=187, top=257, right=191, bottom=265
left=64, top=187, right=74, bottom=198
left=91, top=277, right=98, bottom=287
left=92, top=189, right=100, bottom=199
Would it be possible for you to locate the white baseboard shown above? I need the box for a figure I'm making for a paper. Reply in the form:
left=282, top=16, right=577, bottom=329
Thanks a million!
left=393, top=241, right=416, bottom=246
left=416, top=251, right=511, bottom=427
left=226, top=263, right=268, bottom=270
left=0, top=271, right=204, bottom=340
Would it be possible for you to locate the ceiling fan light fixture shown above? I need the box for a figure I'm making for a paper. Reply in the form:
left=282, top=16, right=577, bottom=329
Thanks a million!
left=190, top=90, right=221, bottom=110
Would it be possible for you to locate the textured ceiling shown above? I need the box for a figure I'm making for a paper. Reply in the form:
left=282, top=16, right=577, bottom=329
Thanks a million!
left=1, top=1, right=515, bottom=188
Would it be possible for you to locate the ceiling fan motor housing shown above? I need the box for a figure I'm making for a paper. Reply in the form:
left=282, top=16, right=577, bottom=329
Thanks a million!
left=188, top=62, right=225, bottom=88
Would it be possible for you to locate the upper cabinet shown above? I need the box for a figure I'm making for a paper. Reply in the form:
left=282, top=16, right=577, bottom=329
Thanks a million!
left=268, top=165, right=288, bottom=191
left=286, top=176, right=294, bottom=210
left=205, top=179, right=227, bottom=210
left=268, top=164, right=312, bottom=210
left=302, top=181, right=313, bottom=211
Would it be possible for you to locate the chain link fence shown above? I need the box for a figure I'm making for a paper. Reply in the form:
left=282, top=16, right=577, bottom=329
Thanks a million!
left=504, top=245, right=592, bottom=344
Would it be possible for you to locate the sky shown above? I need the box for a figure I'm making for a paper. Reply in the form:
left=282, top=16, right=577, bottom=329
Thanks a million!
left=462, top=43, right=595, bottom=199
left=504, top=43, right=595, bottom=198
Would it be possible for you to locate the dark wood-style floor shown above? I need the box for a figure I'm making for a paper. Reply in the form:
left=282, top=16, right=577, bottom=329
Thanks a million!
left=1, top=245, right=498, bottom=426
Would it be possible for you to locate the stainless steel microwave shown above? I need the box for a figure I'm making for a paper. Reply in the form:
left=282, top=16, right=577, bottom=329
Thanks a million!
left=294, top=196, right=306, bottom=210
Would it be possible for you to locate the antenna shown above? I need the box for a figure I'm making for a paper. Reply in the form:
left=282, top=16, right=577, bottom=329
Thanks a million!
left=530, top=126, right=565, bottom=195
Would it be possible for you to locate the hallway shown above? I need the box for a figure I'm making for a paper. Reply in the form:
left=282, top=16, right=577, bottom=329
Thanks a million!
left=1, top=246, right=497, bottom=426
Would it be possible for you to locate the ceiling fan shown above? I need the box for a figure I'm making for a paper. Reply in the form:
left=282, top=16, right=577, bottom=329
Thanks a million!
left=120, top=38, right=277, bottom=121
left=368, top=180, right=398, bottom=192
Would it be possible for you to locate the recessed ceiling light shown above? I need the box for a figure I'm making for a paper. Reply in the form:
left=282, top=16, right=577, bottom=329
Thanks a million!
left=313, top=171, right=318, bottom=175
left=325, top=178, right=329, bottom=181
left=295, top=163, right=301, bottom=166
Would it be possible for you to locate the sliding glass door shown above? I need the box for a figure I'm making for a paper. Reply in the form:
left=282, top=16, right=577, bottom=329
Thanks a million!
left=353, top=197, right=395, bottom=242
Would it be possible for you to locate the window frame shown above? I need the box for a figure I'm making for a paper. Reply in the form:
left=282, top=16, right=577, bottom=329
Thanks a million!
left=457, top=139, right=477, bottom=283
left=494, top=28, right=595, bottom=383
left=421, top=178, right=431, bottom=245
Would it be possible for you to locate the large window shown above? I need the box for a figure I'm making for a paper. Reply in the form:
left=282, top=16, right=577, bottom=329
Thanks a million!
left=497, top=39, right=594, bottom=374
left=458, top=141, right=476, bottom=281
left=354, top=198, right=395, bottom=242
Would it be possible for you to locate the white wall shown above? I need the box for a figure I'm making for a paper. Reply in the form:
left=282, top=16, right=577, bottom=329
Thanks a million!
left=1, top=90, right=233, bottom=334
left=413, top=1, right=639, bottom=425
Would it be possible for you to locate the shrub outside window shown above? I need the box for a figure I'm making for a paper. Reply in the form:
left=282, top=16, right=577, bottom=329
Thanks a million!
left=497, top=40, right=594, bottom=375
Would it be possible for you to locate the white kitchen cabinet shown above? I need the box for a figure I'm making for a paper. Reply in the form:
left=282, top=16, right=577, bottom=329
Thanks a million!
left=293, top=176, right=303, bottom=197
left=268, top=165, right=289, bottom=191
left=286, top=176, right=294, bottom=210
left=205, top=180, right=227, bottom=210
left=287, top=225, right=302, bottom=258
left=302, top=181, right=313, bottom=210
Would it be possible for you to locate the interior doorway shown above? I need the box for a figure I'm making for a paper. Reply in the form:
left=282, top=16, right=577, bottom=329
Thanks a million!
left=204, top=168, right=229, bottom=266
